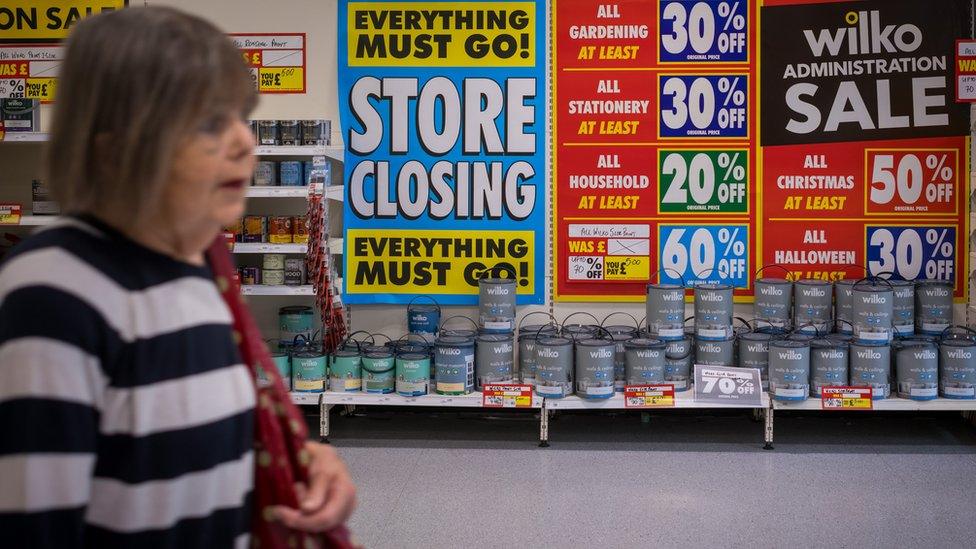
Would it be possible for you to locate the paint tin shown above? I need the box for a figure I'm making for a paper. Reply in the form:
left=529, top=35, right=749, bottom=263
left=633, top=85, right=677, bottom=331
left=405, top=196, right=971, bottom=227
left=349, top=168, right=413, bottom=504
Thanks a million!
left=329, top=348, right=362, bottom=392
left=284, top=258, right=305, bottom=286
left=535, top=336, right=574, bottom=398
left=852, top=280, right=893, bottom=344
left=242, top=215, right=267, bottom=243
left=257, top=120, right=279, bottom=145
left=475, top=333, right=515, bottom=389
left=439, top=316, right=480, bottom=340
left=810, top=339, right=849, bottom=397
left=518, top=322, right=558, bottom=386
left=834, top=279, right=856, bottom=334
left=562, top=324, right=599, bottom=341
left=254, top=161, right=276, bottom=186
left=263, top=269, right=284, bottom=285
left=793, top=279, right=832, bottom=334
left=890, top=280, right=915, bottom=337
left=915, top=280, right=953, bottom=336
left=395, top=352, right=430, bottom=396
left=849, top=342, right=891, bottom=399
left=302, top=119, right=331, bottom=146
left=407, top=296, right=441, bottom=339
left=241, top=267, right=260, bottom=285
left=574, top=338, right=616, bottom=399
left=267, top=353, right=291, bottom=390
left=479, top=275, right=517, bottom=333
left=279, top=160, right=304, bottom=186
left=696, top=336, right=735, bottom=367
left=292, top=351, right=326, bottom=392
left=292, top=216, right=309, bottom=244
left=604, top=318, right=639, bottom=391
left=768, top=339, right=811, bottom=401
left=279, top=306, right=314, bottom=345
left=738, top=331, right=772, bottom=391
left=263, top=253, right=286, bottom=271
left=894, top=339, right=938, bottom=401
left=665, top=336, right=693, bottom=392
left=694, top=283, right=733, bottom=340
left=362, top=346, right=395, bottom=394
left=278, top=120, right=300, bottom=145
left=940, top=335, right=976, bottom=399
left=645, top=283, right=685, bottom=340
left=435, top=336, right=475, bottom=395
left=624, top=338, right=666, bottom=385
left=268, top=217, right=294, bottom=244
left=754, top=277, right=793, bottom=330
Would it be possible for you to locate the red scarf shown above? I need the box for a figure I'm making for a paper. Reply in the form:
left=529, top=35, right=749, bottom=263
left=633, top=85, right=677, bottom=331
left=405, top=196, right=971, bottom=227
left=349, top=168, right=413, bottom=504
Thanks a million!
left=206, top=238, right=356, bottom=549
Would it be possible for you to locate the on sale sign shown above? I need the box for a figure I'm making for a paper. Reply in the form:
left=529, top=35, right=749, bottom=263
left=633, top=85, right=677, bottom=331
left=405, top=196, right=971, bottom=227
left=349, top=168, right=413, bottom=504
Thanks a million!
left=230, top=33, right=306, bottom=94
left=624, top=384, right=675, bottom=407
left=821, top=387, right=873, bottom=410
left=482, top=384, right=534, bottom=408
left=0, top=44, right=63, bottom=102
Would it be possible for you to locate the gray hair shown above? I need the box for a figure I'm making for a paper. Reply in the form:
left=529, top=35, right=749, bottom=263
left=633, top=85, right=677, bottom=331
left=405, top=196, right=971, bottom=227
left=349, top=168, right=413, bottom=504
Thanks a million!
left=46, top=6, right=256, bottom=223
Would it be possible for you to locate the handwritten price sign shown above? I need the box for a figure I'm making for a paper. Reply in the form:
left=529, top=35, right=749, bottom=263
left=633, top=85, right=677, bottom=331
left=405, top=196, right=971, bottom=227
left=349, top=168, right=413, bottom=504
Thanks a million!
left=624, top=384, right=675, bottom=408
left=230, top=34, right=306, bottom=94
left=821, top=386, right=873, bottom=410
left=482, top=384, right=534, bottom=408
left=0, top=45, right=63, bottom=103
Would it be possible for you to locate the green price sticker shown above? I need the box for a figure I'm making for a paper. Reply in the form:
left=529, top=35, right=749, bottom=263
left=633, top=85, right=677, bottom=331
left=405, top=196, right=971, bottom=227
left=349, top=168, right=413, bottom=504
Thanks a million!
left=659, top=150, right=748, bottom=214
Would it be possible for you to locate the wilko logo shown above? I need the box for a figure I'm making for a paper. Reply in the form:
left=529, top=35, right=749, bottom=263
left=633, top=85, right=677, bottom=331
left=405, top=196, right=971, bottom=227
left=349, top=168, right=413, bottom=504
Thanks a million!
left=948, top=349, right=973, bottom=360
left=538, top=348, right=560, bottom=359
left=589, top=349, right=614, bottom=359
left=914, top=350, right=937, bottom=360
left=924, top=287, right=951, bottom=297
left=803, top=10, right=922, bottom=57
left=778, top=349, right=803, bottom=361
left=486, top=287, right=510, bottom=296
left=857, top=349, right=882, bottom=360
left=760, top=286, right=784, bottom=296
left=746, top=343, right=768, bottom=353
left=661, top=292, right=683, bottom=301
left=439, top=348, right=461, bottom=356
left=493, top=344, right=513, bottom=354
left=859, top=294, right=887, bottom=304
left=820, top=350, right=844, bottom=360
left=700, top=293, right=724, bottom=302
left=636, top=350, right=661, bottom=359
left=702, top=344, right=721, bottom=353
left=802, top=288, right=826, bottom=297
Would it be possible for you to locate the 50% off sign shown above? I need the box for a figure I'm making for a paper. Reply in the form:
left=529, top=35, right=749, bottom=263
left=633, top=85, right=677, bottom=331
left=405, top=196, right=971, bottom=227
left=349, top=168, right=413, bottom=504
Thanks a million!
left=693, top=365, right=763, bottom=406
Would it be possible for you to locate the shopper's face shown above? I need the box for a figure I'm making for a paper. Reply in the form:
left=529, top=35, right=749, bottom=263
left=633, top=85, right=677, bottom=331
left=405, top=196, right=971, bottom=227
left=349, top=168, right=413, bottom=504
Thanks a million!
left=163, top=112, right=256, bottom=230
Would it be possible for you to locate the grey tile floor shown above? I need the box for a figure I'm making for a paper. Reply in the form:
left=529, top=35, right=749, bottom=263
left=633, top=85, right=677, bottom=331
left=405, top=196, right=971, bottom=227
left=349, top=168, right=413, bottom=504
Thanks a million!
left=317, top=409, right=976, bottom=549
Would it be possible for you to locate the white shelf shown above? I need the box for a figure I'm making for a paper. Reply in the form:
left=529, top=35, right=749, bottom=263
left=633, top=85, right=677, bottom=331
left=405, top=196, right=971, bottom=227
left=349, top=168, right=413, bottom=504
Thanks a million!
left=544, top=390, right=770, bottom=410
left=1, top=132, right=47, bottom=142
left=1, top=213, right=59, bottom=227
left=290, top=392, right=322, bottom=406
left=254, top=145, right=344, bottom=162
left=321, top=390, right=543, bottom=408
left=233, top=242, right=307, bottom=254
left=772, top=396, right=976, bottom=411
left=247, top=186, right=309, bottom=198
left=241, top=284, right=314, bottom=296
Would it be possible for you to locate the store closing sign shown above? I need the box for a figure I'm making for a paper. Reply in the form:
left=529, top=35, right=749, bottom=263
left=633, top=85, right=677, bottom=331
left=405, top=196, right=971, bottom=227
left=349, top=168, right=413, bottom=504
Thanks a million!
left=339, top=1, right=546, bottom=305
left=761, top=0, right=970, bottom=298
left=0, top=1, right=126, bottom=43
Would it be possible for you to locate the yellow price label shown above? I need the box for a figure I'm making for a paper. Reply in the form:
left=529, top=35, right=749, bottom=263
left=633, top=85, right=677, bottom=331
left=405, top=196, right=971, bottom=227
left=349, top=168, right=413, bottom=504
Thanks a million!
left=258, top=67, right=304, bottom=92
left=514, top=396, right=531, bottom=407
left=842, top=398, right=872, bottom=409
left=0, top=204, right=22, bottom=225
left=25, top=78, right=57, bottom=101
left=604, top=256, right=650, bottom=281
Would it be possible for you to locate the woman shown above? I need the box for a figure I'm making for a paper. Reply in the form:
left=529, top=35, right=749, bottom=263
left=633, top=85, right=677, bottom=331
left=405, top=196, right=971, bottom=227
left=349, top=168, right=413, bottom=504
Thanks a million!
left=0, top=7, right=356, bottom=548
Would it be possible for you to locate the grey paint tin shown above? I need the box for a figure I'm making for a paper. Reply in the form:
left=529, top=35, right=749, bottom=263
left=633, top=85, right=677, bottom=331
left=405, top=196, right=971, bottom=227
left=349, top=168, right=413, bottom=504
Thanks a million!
left=834, top=279, right=856, bottom=334
left=696, top=337, right=735, bottom=367
left=894, top=339, right=938, bottom=401
left=915, top=280, right=953, bottom=336
left=738, top=331, right=772, bottom=391
left=475, top=333, right=515, bottom=390
left=852, top=282, right=893, bottom=344
left=849, top=342, right=891, bottom=399
left=479, top=277, right=517, bottom=333
left=535, top=336, right=574, bottom=398
left=940, top=338, right=976, bottom=399
left=605, top=325, right=638, bottom=391
left=665, top=336, right=693, bottom=392
left=768, top=339, right=810, bottom=401
left=754, top=278, right=793, bottom=329
left=694, top=283, right=733, bottom=340
left=890, top=280, right=915, bottom=337
left=810, top=339, right=849, bottom=397
left=624, top=338, right=667, bottom=385
left=793, top=279, right=832, bottom=334
left=518, top=324, right=558, bottom=386
left=574, top=338, right=616, bottom=399
left=646, top=283, right=686, bottom=340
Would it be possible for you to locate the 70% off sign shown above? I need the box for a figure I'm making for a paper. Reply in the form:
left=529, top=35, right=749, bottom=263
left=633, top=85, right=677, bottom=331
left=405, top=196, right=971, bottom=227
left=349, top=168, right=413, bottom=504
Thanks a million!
left=693, top=365, right=763, bottom=406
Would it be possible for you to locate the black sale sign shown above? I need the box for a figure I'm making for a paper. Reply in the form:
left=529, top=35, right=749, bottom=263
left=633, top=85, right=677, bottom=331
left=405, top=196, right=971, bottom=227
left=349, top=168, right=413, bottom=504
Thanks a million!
left=761, top=0, right=969, bottom=146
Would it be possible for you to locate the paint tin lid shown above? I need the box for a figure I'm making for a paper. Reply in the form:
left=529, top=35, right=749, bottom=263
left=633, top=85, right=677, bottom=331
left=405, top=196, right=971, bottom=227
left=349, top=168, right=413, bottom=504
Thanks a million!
left=739, top=331, right=773, bottom=342
left=440, top=329, right=477, bottom=339
left=695, top=283, right=731, bottom=290
left=796, top=278, right=831, bottom=286
left=770, top=339, right=809, bottom=349
left=624, top=337, right=665, bottom=350
left=647, top=283, right=684, bottom=290
left=408, top=304, right=439, bottom=313
left=480, top=277, right=514, bottom=284
left=893, top=338, right=936, bottom=350
left=834, top=279, right=857, bottom=287
left=915, top=279, right=953, bottom=288
left=435, top=335, right=475, bottom=346
left=756, top=277, right=791, bottom=285
left=476, top=333, right=514, bottom=343
left=811, top=338, right=848, bottom=350
left=577, top=338, right=615, bottom=348
left=853, top=283, right=892, bottom=294
left=333, top=348, right=360, bottom=358
left=279, top=305, right=313, bottom=314
left=537, top=336, right=573, bottom=347
left=397, top=353, right=428, bottom=361
left=941, top=338, right=976, bottom=348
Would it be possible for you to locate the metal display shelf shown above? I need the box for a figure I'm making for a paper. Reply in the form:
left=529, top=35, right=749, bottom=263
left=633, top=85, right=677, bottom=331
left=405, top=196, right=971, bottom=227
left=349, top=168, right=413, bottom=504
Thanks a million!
left=246, top=186, right=309, bottom=198
left=540, top=391, right=772, bottom=448
left=233, top=242, right=307, bottom=254
left=254, top=145, right=344, bottom=162
left=290, top=392, right=323, bottom=406
left=240, top=285, right=314, bottom=296
left=320, top=390, right=543, bottom=443
left=1, top=132, right=48, bottom=142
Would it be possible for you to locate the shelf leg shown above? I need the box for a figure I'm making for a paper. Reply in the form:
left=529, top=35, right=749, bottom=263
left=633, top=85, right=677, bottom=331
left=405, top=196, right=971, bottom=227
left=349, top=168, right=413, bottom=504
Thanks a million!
left=763, top=406, right=774, bottom=450
left=319, top=395, right=332, bottom=444
left=539, top=405, right=550, bottom=448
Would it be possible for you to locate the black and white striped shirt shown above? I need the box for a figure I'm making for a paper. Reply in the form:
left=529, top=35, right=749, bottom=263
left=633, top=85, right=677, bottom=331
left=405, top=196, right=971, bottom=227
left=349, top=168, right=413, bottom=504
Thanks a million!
left=0, top=216, right=255, bottom=548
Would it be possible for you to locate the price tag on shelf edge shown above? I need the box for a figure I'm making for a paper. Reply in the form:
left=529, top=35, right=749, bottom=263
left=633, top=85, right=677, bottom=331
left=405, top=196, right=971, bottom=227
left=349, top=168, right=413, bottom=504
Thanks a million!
left=482, top=384, right=534, bottom=408
left=624, top=384, right=676, bottom=408
left=821, top=387, right=873, bottom=410
left=693, top=365, right=762, bottom=406
left=0, top=203, right=22, bottom=225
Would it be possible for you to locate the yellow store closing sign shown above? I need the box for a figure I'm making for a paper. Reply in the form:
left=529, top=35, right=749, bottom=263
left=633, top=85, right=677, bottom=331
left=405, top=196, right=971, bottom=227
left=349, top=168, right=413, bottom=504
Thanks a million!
left=0, top=1, right=127, bottom=42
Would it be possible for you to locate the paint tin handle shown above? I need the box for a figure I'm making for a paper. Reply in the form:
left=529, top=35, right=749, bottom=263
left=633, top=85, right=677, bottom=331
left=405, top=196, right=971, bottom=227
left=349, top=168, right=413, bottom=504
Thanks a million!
left=833, top=318, right=853, bottom=332
left=854, top=275, right=893, bottom=291
left=600, top=312, right=640, bottom=331
left=396, top=332, right=431, bottom=346
left=560, top=311, right=602, bottom=341
left=439, top=315, right=479, bottom=333
left=407, top=295, right=441, bottom=314
left=940, top=325, right=976, bottom=342
left=753, top=264, right=792, bottom=280
left=649, top=267, right=687, bottom=288
left=369, top=333, right=393, bottom=347
left=734, top=316, right=753, bottom=331
left=518, top=311, right=557, bottom=332
left=638, top=316, right=646, bottom=331
left=793, top=322, right=823, bottom=337
left=341, top=330, right=375, bottom=352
